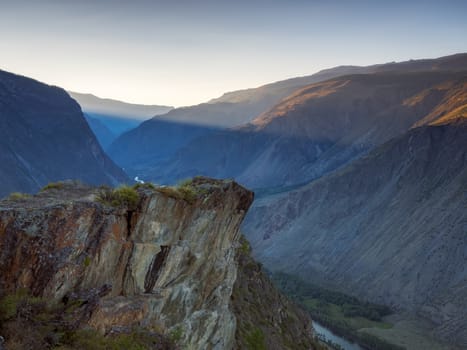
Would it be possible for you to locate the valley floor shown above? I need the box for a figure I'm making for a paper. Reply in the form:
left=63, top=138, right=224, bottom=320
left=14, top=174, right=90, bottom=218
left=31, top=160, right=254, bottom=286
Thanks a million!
left=360, top=313, right=457, bottom=350
left=271, top=272, right=461, bottom=350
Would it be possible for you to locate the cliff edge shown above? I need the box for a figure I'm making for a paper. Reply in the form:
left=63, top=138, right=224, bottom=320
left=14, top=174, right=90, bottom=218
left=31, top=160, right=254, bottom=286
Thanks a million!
left=0, top=178, right=318, bottom=349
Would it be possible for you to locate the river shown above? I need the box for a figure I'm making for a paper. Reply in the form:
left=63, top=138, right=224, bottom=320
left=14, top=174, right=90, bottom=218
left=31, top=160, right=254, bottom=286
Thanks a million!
left=312, top=321, right=364, bottom=350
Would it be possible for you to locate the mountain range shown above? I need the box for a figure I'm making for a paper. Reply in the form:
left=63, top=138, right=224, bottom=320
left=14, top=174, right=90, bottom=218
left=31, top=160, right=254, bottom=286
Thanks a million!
left=149, top=70, right=467, bottom=189
left=107, top=62, right=391, bottom=177
left=0, top=53, right=466, bottom=349
left=109, top=54, right=467, bottom=187
left=69, top=91, right=173, bottom=149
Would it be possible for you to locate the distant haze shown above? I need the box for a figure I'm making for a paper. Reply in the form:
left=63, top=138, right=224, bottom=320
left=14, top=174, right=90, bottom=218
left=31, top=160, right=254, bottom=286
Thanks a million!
left=68, top=91, right=172, bottom=119
left=1, top=0, right=466, bottom=106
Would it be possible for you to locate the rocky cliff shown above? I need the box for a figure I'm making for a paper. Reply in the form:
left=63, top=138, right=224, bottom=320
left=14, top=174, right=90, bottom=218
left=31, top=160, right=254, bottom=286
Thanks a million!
left=0, top=178, right=318, bottom=349
left=232, top=236, right=319, bottom=350
left=0, top=70, right=128, bottom=198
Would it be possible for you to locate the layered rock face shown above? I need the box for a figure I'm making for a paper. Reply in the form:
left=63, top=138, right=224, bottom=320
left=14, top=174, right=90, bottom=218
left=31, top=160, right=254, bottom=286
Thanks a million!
left=0, top=179, right=255, bottom=349
left=0, top=70, right=128, bottom=198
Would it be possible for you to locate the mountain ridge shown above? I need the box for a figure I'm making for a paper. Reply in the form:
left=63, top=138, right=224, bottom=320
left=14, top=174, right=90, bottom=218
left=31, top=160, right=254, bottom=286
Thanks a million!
left=243, top=119, right=467, bottom=348
left=0, top=69, right=128, bottom=197
left=145, top=70, right=467, bottom=189
left=69, top=91, right=173, bottom=120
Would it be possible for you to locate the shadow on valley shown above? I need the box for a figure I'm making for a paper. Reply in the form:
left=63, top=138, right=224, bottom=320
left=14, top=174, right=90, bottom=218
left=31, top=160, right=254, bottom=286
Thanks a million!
left=110, top=121, right=366, bottom=191
left=107, top=69, right=467, bottom=193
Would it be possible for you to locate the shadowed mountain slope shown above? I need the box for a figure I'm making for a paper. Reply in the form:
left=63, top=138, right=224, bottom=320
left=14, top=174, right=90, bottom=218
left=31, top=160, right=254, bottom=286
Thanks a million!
left=108, top=53, right=467, bottom=180
left=83, top=114, right=116, bottom=149
left=0, top=70, right=128, bottom=197
left=107, top=65, right=372, bottom=174
left=243, top=119, right=467, bottom=348
left=147, top=70, right=467, bottom=188
left=69, top=92, right=173, bottom=148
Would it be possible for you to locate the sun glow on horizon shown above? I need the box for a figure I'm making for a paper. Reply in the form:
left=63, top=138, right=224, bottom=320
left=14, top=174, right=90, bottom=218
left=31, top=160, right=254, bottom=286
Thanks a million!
left=1, top=0, right=466, bottom=107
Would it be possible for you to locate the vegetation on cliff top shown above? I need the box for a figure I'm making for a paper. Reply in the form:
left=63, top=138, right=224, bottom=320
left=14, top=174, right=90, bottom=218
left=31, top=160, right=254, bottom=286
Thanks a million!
left=41, top=181, right=66, bottom=192
left=96, top=185, right=140, bottom=209
left=0, top=290, right=173, bottom=349
left=151, top=177, right=211, bottom=204
left=6, top=192, right=31, bottom=201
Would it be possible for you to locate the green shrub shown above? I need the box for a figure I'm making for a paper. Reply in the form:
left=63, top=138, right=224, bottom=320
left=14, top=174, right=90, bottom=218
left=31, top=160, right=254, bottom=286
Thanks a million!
left=41, top=182, right=65, bottom=192
left=0, top=292, right=23, bottom=321
left=83, top=256, right=91, bottom=268
left=0, top=290, right=168, bottom=349
left=61, top=328, right=154, bottom=350
left=169, top=326, right=183, bottom=344
left=176, top=178, right=198, bottom=203
left=133, top=182, right=156, bottom=191
left=177, top=178, right=194, bottom=188
left=154, top=178, right=200, bottom=204
left=0, top=289, right=45, bottom=322
left=177, top=186, right=197, bottom=203
left=96, top=185, right=139, bottom=209
left=7, top=192, right=31, bottom=200
left=245, top=327, right=266, bottom=350
left=239, top=235, right=251, bottom=255
left=155, top=186, right=183, bottom=199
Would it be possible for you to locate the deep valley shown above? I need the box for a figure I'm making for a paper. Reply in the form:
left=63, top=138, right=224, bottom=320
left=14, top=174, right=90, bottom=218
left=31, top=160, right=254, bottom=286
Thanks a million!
left=1, top=47, right=466, bottom=350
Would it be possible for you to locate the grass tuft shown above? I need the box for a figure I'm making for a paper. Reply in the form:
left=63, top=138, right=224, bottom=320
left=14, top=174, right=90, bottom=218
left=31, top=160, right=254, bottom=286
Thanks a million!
left=96, top=185, right=139, bottom=210
left=41, top=182, right=65, bottom=192
left=7, top=192, right=31, bottom=201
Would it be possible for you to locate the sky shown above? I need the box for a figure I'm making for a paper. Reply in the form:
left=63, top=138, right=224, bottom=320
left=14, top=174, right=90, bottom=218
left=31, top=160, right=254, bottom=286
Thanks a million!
left=1, top=0, right=466, bottom=107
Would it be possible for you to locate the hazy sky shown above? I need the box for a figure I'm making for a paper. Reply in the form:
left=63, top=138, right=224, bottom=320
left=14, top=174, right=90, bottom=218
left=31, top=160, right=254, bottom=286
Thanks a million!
left=1, top=0, right=466, bottom=107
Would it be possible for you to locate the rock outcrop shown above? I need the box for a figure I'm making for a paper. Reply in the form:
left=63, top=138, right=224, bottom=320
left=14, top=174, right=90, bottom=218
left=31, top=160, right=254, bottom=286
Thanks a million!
left=0, top=178, right=318, bottom=349
left=0, top=70, right=128, bottom=198
left=0, top=178, right=252, bottom=349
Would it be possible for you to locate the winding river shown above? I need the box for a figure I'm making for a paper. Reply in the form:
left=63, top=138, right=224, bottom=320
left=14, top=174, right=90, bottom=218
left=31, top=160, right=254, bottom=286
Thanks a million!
left=312, top=321, right=364, bottom=350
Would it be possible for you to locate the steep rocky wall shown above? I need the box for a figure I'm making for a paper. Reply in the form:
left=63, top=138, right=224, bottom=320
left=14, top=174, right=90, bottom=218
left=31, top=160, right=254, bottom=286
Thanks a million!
left=0, top=178, right=254, bottom=350
left=243, top=121, right=467, bottom=348
left=231, top=236, right=320, bottom=350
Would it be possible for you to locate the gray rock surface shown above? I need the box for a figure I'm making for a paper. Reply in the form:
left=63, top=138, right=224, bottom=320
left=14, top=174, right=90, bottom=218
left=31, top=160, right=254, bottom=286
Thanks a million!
left=0, top=178, right=255, bottom=349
